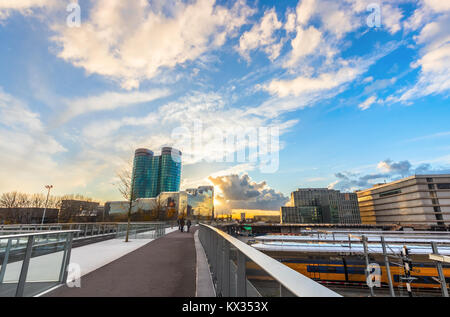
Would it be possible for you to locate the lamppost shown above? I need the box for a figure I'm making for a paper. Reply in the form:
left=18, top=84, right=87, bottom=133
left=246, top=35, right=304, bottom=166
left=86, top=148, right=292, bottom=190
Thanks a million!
left=41, top=185, right=53, bottom=225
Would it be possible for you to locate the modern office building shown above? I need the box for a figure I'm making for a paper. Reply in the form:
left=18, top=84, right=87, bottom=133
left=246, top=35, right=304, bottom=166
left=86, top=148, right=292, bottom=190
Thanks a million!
left=159, top=147, right=183, bottom=193
left=281, top=188, right=361, bottom=224
left=186, top=186, right=214, bottom=219
left=356, top=174, right=450, bottom=226
left=132, top=147, right=182, bottom=199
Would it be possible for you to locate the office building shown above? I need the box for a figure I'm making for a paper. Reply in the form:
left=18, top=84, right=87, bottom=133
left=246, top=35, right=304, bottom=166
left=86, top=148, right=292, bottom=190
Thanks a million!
left=58, top=200, right=100, bottom=223
left=186, top=186, right=214, bottom=219
left=281, top=188, right=361, bottom=224
left=357, top=174, right=450, bottom=226
left=132, top=147, right=182, bottom=199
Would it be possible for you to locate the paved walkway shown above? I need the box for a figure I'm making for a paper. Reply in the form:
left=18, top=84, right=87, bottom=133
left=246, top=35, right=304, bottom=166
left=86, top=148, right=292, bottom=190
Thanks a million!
left=46, top=228, right=197, bottom=297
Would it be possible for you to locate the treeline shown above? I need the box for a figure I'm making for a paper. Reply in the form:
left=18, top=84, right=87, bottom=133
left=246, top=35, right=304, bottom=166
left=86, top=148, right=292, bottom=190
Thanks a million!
left=0, top=191, right=94, bottom=209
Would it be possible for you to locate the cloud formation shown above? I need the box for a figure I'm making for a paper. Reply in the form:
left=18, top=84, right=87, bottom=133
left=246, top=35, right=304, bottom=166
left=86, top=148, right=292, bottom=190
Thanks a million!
left=208, top=174, right=289, bottom=211
left=329, top=158, right=450, bottom=192
left=0, top=0, right=57, bottom=20
left=397, top=0, right=450, bottom=101
left=51, top=0, right=255, bottom=90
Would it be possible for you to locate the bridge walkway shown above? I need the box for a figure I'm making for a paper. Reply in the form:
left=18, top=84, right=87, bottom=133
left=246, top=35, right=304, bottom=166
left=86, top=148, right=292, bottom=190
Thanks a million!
left=46, top=228, right=197, bottom=297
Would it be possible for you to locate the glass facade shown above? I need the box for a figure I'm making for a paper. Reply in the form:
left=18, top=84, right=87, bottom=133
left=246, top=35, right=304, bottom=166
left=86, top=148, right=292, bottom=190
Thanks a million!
left=186, top=186, right=214, bottom=220
left=281, top=188, right=361, bottom=224
left=132, top=149, right=154, bottom=199
left=132, top=147, right=182, bottom=199
left=281, top=206, right=322, bottom=224
left=159, top=147, right=182, bottom=193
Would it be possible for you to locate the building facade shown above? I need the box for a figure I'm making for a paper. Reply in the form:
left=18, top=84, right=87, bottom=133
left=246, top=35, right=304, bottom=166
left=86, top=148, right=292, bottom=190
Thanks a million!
left=186, top=186, right=214, bottom=219
left=106, top=186, right=214, bottom=221
left=281, top=188, right=361, bottom=224
left=58, top=200, right=101, bottom=223
left=357, top=174, right=450, bottom=227
left=132, top=147, right=182, bottom=199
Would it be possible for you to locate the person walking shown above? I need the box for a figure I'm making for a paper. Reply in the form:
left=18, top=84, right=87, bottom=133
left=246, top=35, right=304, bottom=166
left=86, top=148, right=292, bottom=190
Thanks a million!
left=180, top=218, right=185, bottom=232
left=186, top=219, right=192, bottom=232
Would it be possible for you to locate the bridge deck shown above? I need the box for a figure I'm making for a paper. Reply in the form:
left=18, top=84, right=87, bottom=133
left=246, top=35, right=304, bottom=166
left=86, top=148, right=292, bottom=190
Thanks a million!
left=46, top=229, right=197, bottom=297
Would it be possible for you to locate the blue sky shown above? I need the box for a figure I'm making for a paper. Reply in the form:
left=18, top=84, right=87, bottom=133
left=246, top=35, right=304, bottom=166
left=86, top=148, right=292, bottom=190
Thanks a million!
left=0, top=0, right=449, bottom=210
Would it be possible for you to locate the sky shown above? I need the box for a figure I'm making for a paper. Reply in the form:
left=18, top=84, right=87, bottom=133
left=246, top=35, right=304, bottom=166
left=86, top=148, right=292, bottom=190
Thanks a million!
left=0, top=0, right=449, bottom=210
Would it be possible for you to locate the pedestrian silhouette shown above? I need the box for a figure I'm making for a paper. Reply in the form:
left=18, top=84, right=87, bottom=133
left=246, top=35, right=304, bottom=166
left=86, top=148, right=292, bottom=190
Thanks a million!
left=179, top=218, right=185, bottom=232
left=186, top=219, right=192, bottom=232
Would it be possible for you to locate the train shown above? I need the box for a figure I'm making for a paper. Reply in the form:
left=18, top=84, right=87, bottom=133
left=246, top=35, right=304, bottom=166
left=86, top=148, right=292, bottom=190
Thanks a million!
left=246, top=252, right=450, bottom=290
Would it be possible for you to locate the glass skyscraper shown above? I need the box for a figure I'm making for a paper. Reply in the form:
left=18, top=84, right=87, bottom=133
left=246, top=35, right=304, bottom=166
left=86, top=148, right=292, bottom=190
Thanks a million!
left=159, top=147, right=182, bottom=193
left=132, top=149, right=154, bottom=199
left=132, top=147, right=182, bottom=199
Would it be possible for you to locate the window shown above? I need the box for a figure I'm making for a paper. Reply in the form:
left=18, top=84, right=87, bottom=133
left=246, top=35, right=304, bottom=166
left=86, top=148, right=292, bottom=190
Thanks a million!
left=379, top=189, right=401, bottom=197
left=437, top=183, right=450, bottom=190
left=426, top=178, right=433, bottom=183
left=428, top=184, right=435, bottom=190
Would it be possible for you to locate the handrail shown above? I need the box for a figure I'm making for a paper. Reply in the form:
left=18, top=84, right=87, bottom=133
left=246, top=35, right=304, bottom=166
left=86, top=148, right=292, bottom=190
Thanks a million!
left=0, top=230, right=80, bottom=240
left=200, top=224, right=340, bottom=297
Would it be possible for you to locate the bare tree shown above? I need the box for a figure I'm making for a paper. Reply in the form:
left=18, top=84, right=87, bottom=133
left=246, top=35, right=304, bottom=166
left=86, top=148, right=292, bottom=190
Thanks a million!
left=0, top=192, right=18, bottom=208
left=30, top=193, right=46, bottom=208
left=114, top=161, right=136, bottom=243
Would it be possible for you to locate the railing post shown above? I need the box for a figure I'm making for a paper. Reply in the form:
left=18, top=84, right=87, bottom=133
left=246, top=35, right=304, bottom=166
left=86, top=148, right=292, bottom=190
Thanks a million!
left=381, top=237, right=395, bottom=297
left=59, top=232, right=74, bottom=283
left=237, top=251, right=247, bottom=297
left=15, top=236, right=34, bottom=297
left=432, top=242, right=449, bottom=297
left=217, top=237, right=223, bottom=295
left=212, top=232, right=217, bottom=277
left=222, top=240, right=230, bottom=297
left=362, top=235, right=375, bottom=297
left=0, top=239, right=12, bottom=283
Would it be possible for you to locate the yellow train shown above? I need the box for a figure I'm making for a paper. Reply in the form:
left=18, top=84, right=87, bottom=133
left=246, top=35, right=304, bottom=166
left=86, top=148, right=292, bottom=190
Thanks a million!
left=246, top=254, right=450, bottom=290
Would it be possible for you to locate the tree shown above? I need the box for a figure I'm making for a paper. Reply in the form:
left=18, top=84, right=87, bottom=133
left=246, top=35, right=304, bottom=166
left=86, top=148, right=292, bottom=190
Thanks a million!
left=114, top=161, right=137, bottom=243
left=30, top=193, right=46, bottom=208
left=0, top=192, right=18, bottom=208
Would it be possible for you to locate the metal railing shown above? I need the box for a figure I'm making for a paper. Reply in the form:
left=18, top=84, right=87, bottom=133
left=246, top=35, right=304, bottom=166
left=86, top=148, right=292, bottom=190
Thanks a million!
left=0, top=230, right=76, bottom=297
left=198, top=224, right=340, bottom=297
left=0, top=222, right=170, bottom=241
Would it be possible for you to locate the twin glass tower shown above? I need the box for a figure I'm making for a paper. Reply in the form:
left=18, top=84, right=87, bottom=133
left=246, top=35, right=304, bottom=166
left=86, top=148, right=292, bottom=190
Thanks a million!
left=132, top=147, right=182, bottom=199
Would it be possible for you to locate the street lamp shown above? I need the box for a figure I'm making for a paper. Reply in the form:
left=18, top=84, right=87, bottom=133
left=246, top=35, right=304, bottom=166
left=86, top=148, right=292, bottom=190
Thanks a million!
left=41, top=185, right=53, bottom=225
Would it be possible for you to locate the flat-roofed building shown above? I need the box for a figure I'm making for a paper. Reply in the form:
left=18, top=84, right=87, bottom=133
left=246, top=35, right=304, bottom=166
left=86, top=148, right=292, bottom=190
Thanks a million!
left=356, top=174, right=450, bottom=226
left=281, top=188, right=361, bottom=224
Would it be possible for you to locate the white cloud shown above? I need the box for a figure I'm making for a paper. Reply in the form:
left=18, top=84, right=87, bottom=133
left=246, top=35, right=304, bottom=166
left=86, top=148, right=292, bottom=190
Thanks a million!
left=0, top=0, right=57, bottom=20
left=296, top=0, right=316, bottom=26
left=284, top=26, right=322, bottom=68
left=383, top=4, right=404, bottom=34
left=398, top=6, right=450, bottom=102
left=51, top=0, right=255, bottom=90
left=237, top=8, right=283, bottom=61
left=59, top=89, right=170, bottom=123
left=358, top=95, right=378, bottom=110
left=266, top=66, right=361, bottom=98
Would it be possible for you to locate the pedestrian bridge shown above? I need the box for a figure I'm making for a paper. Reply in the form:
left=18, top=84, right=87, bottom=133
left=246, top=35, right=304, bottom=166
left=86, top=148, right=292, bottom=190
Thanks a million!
left=0, top=223, right=339, bottom=297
